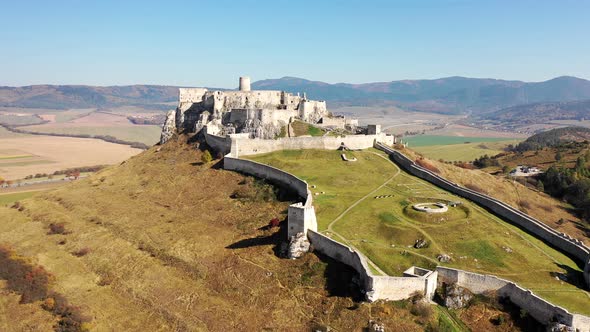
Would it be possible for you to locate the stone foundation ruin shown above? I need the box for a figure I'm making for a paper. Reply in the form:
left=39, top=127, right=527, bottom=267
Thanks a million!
left=412, top=202, right=449, bottom=213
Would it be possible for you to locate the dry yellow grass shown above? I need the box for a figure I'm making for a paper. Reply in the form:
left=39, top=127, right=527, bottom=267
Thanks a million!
left=0, top=137, right=425, bottom=331
left=401, top=147, right=589, bottom=242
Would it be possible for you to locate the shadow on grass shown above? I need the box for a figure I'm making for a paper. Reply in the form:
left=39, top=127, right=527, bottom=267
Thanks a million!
left=552, top=263, right=587, bottom=289
left=225, top=217, right=288, bottom=258
left=315, top=251, right=365, bottom=302
left=226, top=219, right=365, bottom=302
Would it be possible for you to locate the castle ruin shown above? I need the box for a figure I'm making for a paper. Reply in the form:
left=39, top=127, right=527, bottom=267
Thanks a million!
left=161, top=76, right=345, bottom=143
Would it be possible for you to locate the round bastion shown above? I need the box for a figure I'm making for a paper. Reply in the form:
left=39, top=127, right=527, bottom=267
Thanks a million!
left=412, top=202, right=449, bottom=213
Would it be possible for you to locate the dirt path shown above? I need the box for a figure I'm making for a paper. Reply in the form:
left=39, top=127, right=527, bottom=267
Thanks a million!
left=324, top=151, right=401, bottom=275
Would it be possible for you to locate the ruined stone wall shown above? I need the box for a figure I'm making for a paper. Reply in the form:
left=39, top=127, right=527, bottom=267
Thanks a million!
left=216, top=90, right=283, bottom=110
left=437, top=267, right=590, bottom=331
left=179, top=88, right=207, bottom=104
left=300, top=100, right=327, bottom=123
left=375, top=143, right=590, bottom=276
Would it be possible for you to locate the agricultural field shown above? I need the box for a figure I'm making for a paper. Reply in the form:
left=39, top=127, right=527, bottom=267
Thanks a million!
left=19, top=111, right=162, bottom=145
left=0, top=132, right=142, bottom=180
left=248, top=149, right=590, bottom=315
left=402, top=135, right=522, bottom=161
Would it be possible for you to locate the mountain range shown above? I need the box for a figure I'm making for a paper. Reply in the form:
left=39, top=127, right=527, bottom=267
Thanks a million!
left=252, top=76, right=590, bottom=114
left=2, top=76, right=590, bottom=115
left=483, top=99, right=590, bottom=123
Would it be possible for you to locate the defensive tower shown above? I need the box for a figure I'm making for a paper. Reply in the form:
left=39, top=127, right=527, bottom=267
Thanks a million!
left=239, top=76, right=251, bottom=92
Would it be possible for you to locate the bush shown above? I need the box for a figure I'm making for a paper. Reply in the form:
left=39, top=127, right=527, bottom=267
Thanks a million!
left=0, top=244, right=53, bottom=303
left=72, top=248, right=90, bottom=257
left=410, top=301, right=433, bottom=321
left=518, top=200, right=532, bottom=209
left=201, top=150, right=213, bottom=163
left=46, top=292, right=92, bottom=332
left=48, top=223, right=67, bottom=235
left=465, top=183, right=484, bottom=193
left=415, top=158, right=440, bottom=174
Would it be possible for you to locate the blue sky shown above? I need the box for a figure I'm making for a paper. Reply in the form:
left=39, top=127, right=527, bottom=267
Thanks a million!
left=1, top=0, right=589, bottom=87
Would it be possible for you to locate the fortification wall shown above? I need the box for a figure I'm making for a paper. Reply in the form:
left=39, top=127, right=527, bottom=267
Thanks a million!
left=224, top=156, right=308, bottom=198
left=371, top=276, right=426, bottom=301
left=233, top=134, right=394, bottom=157
left=375, top=143, right=590, bottom=270
left=306, top=230, right=373, bottom=290
left=204, top=130, right=232, bottom=156
left=436, top=267, right=589, bottom=331
left=223, top=156, right=316, bottom=238
left=307, top=230, right=433, bottom=301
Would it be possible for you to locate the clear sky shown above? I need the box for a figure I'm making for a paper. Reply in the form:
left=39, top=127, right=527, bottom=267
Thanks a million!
left=1, top=0, right=589, bottom=87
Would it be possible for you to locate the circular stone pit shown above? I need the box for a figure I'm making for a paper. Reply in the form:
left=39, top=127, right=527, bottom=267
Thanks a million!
left=412, top=202, right=448, bottom=213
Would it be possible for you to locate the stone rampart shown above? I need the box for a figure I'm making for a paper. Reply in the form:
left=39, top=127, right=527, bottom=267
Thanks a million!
left=223, top=156, right=316, bottom=238
left=437, top=267, right=590, bottom=331
left=375, top=143, right=590, bottom=277
left=306, top=230, right=373, bottom=290
left=307, top=230, right=436, bottom=301
left=226, top=133, right=393, bottom=157
left=204, top=130, right=232, bottom=156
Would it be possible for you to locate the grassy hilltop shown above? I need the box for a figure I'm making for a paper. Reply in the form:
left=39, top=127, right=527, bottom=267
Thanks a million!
left=0, top=135, right=587, bottom=331
left=0, top=137, right=433, bottom=331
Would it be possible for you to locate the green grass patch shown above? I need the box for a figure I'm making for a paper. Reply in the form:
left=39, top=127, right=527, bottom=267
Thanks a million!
left=378, top=212, right=399, bottom=224
left=456, top=240, right=505, bottom=267
left=291, top=121, right=326, bottom=137
left=249, top=148, right=590, bottom=315
left=0, top=191, right=39, bottom=205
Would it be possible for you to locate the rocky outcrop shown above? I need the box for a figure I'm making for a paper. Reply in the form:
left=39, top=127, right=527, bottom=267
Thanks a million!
left=547, top=323, right=575, bottom=332
left=443, top=284, right=473, bottom=309
left=159, top=109, right=176, bottom=144
left=437, top=254, right=451, bottom=263
left=414, top=239, right=428, bottom=249
left=287, top=232, right=311, bottom=259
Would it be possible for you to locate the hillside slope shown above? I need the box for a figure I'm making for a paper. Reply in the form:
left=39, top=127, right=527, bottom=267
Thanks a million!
left=484, top=100, right=590, bottom=123
left=0, top=137, right=423, bottom=331
left=513, top=126, right=590, bottom=151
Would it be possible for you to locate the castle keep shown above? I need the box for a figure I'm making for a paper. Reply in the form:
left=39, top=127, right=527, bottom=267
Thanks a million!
left=161, top=76, right=334, bottom=142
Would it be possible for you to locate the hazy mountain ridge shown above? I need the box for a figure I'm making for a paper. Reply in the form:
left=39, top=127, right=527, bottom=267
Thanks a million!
left=0, top=85, right=181, bottom=110
left=483, top=99, right=590, bottom=123
left=253, top=76, right=590, bottom=114
left=2, top=76, right=590, bottom=114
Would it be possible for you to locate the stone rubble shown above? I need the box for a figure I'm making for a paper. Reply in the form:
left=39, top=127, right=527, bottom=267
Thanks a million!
left=287, top=232, right=311, bottom=259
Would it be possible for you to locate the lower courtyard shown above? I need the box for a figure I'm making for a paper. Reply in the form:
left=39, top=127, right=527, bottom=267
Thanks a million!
left=248, top=148, right=590, bottom=315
